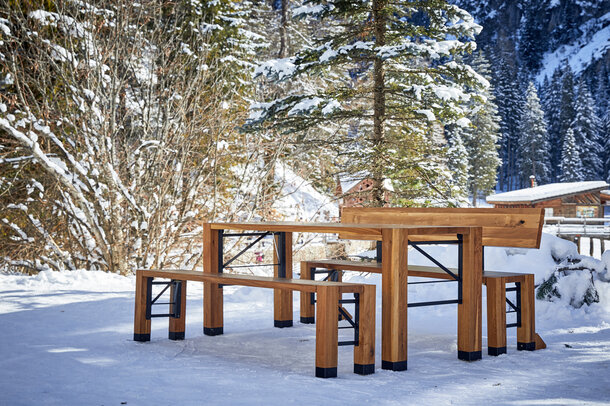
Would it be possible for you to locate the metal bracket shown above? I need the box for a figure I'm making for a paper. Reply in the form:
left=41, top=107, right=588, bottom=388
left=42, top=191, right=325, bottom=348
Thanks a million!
left=506, top=282, right=522, bottom=328
left=338, top=293, right=360, bottom=347
left=145, top=278, right=182, bottom=319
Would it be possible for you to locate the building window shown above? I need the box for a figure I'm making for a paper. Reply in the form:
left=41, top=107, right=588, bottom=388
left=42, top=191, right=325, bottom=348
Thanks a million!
left=544, top=208, right=554, bottom=217
left=576, top=206, right=596, bottom=218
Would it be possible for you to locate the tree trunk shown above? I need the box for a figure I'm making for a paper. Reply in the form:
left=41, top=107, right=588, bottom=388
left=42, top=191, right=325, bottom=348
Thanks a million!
left=278, top=0, right=289, bottom=58
left=371, top=0, right=386, bottom=207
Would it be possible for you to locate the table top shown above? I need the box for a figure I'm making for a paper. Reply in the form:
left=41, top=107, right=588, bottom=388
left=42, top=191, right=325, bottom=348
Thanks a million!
left=209, top=221, right=478, bottom=240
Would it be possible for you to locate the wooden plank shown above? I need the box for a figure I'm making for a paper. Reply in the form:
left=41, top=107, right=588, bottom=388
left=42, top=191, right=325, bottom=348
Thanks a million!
left=354, top=284, right=376, bottom=375
left=381, top=228, right=409, bottom=371
left=139, top=269, right=366, bottom=293
left=315, top=286, right=339, bottom=378
left=168, top=280, right=187, bottom=340
left=133, top=270, right=151, bottom=341
left=203, top=224, right=223, bottom=335
left=210, top=221, right=474, bottom=241
left=299, top=262, right=315, bottom=323
left=274, top=232, right=293, bottom=327
left=517, top=273, right=536, bottom=350
left=457, top=227, right=483, bottom=361
left=485, top=277, right=507, bottom=356
left=341, top=207, right=543, bottom=248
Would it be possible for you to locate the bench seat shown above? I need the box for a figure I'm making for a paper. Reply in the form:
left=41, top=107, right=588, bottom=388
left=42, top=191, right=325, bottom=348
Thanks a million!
left=300, top=259, right=546, bottom=355
left=134, top=269, right=375, bottom=378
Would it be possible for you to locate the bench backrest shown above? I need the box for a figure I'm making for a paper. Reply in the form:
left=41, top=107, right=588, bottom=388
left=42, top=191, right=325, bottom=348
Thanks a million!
left=341, top=207, right=544, bottom=248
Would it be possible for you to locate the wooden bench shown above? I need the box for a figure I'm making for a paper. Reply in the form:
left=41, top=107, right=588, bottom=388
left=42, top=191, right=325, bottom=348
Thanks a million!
left=133, top=269, right=375, bottom=378
left=300, top=207, right=547, bottom=356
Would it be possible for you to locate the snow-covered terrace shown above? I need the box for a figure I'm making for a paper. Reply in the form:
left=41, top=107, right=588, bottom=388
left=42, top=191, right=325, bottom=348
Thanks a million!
left=487, top=181, right=609, bottom=204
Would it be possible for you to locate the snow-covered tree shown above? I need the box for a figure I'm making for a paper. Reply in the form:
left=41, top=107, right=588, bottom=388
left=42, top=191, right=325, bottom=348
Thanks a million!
left=559, top=64, right=577, bottom=151
left=572, top=80, right=603, bottom=180
left=462, top=50, right=501, bottom=205
left=492, top=43, right=523, bottom=190
left=517, top=82, right=551, bottom=186
left=541, top=67, right=563, bottom=181
left=445, top=127, right=470, bottom=202
left=602, top=106, right=610, bottom=183
left=247, top=0, right=486, bottom=206
left=559, top=128, right=583, bottom=182
left=0, top=1, right=270, bottom=273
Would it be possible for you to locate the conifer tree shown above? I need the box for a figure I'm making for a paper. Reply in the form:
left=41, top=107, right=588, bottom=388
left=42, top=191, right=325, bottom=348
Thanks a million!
left=492, top=43, right=523, bottom=190
left=463, top=50, right=501, bottom=205
left=517, top=82, right=551, bottom=186
left=445, top=128, right=470, bottom=202
left=559, top=128, right=583, bottom=182
left=572, top=80, right=602, bottom=180
left=559, top=63, right=577, bottom=150
left=246, top=0, right=486, bottom=206
left=602, top=106, right=610, bottom=183
left=542, top=67, right=564, bottom=181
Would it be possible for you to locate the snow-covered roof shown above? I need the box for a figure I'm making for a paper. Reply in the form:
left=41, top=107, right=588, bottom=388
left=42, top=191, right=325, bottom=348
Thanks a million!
left=487, top=181, right=609, bottom=204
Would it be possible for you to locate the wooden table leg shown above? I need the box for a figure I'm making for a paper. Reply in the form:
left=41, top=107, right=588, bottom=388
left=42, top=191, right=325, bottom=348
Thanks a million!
left=169, top=280, right=187, bottom=340
left=486, top=277, right=507, bottom=355
left=274, top=232, right=293, bottom=327
left=458, top=227, right=483, bottom=361
left=354, top=284, right=375, bottom=375
left=381, top=228, right=409, bottom=371
left=133, top=270, right=151, bottom=341
left=517, top=274, right=536, bottom=351
left=300, top=262, right=315, bottom=324
left=203, top=223, right=223, bottom=335
left=315, top=286, right=338, bottom=378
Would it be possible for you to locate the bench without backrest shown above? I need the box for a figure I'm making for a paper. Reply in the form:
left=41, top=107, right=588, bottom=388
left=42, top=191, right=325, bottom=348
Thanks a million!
left=301, top=207, right=546, bottom=355
left=133, top=269, right=375, bottom=378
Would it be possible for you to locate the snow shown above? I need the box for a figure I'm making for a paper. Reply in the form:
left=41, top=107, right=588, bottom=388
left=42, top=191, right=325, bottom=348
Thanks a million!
left=272, top=162, right=339, bottom=222
left=487, top=181, right=609, bottom=203
left=536, top=14, right=610, bottom=83
left=2, top=241, right=610, bottom=404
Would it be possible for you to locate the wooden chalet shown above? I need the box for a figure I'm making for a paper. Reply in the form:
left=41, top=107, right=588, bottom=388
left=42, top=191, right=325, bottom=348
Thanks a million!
left=486, top=181, right=610, bottom=218
left=335, top=174, right=394, bottom=208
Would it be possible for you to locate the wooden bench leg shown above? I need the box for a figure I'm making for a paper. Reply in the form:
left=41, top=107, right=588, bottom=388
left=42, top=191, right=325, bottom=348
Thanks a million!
left=274, top=232, right=293, bottom=328
left=169, top=280, right=187, bottom=340
left=204, top=225, right=223, bottom=336
left=315, top=286, right=338, bottom=378
left=458, top=228, right=483, bottom=361
left=134, top=271, right=151, bottom=341
left=486, top=277, right=507, bottom=356
left=300, top=262, right=315, bottom=324
left=517, top=274, right=536, bottom=351
left=354, top=285, right=375, bottom=375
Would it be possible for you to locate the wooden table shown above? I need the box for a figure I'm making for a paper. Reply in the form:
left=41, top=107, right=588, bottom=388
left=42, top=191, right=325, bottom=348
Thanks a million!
left=203, top=222, right=483, bottom=371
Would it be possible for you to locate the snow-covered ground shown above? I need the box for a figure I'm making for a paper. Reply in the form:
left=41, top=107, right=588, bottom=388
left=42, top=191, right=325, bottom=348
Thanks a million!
left=2, top=236, right=610, bottom=405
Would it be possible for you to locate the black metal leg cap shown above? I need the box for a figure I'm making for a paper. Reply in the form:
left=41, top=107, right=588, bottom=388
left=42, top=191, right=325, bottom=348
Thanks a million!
left=133, top=333, right=150, bottom=342
left=517, top=341, right=536, bottom=351
left=169, top=331, right=185, bottom=341
left=274, top=320, right=293, bottom=328
left=381, top=360, right=408, bottom=371
left=315, top=367, right=337, bottom=378
left=204, top=327, right=223, bottom=336
left=488, top=346, right=507, bottom=356
left=354, top=363, right=375, bottom=375
left=458, top=350, right=482, bottom=361
left=300, top=316, right=315, bottom=324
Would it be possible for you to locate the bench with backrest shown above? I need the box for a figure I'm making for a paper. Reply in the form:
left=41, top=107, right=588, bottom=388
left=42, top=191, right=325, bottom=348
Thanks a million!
left=300, top=207, right=546, bottom=356
left=133, top=269, right=375, bottom=378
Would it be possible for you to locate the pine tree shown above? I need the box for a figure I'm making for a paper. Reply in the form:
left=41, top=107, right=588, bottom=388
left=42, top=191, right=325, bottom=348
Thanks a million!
left=492, top=42, right=523, bottom=190
left=446, top=128, right=470, bottom=202
left=541, top=66, right=563, bottom=181
left=559, top=63, right=577, bottom=152
left=463, top=50, right=501, bottom=205
left=517, top=82, right=551, bottom=186
left=572, top=80, right=603, bottom=180
left=560, top=127, right=583, bottom=182
left=246, top=0, right=486, bottom=206
left=602, top=106, right=610, bottom=183
left=518, top=0, right=548, bottom=74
